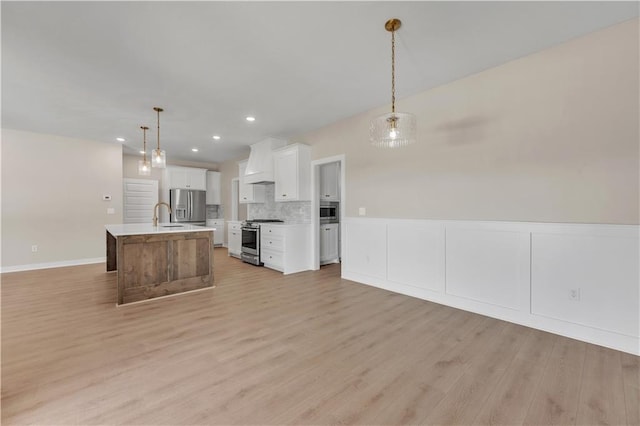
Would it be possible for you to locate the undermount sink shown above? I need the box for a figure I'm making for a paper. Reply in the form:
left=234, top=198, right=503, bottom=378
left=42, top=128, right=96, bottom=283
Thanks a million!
left=161, top=225, right=184, bottom=228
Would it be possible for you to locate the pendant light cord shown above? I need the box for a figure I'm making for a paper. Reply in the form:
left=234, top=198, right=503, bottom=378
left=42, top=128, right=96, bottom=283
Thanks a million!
left=142, top=126, right=148, bottom=162
left=156, top=109, right=161, bottom=151
left=391, top=27, right=396, bottom=114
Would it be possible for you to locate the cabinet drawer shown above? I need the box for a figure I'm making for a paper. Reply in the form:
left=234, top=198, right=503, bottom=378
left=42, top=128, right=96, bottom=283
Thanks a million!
left=229, top=222, right=242, bottom=231
left=261, top=248, right=283, bottom=269
left=261, top=236, right=284, bottom=251
left=261, top=225, right=285, bottom=238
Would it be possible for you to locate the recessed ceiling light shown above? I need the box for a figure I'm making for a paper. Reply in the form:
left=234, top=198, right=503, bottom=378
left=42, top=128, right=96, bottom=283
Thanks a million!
left=212, top=135, right=221, bottom=140
left=245, top=116, right=256, bottom=122
left=139, top=150, right=145, bottom=154
left=192, top=148, right=199, bottom=152
left=116, top=137, right=125, bottom=142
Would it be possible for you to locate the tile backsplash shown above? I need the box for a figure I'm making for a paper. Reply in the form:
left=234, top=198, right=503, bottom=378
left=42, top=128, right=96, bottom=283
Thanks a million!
left=247, top=184, right=311, bottom=223
left=206, top=204, right=223, bottom=219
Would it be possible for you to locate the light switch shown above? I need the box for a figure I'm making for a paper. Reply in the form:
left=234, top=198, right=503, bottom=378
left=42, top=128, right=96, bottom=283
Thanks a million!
left=107, top=208, right=115, bottom=215
left=359, top=207, right=366, bottom=216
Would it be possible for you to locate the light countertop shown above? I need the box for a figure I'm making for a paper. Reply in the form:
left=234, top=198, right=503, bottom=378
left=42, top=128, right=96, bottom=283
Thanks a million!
left=105, top=223, right=216, bottom=237
left=260, top=222, right=311, bottom=227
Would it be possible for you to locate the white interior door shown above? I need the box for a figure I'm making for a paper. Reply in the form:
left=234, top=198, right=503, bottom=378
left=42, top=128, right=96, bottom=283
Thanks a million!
left=123, top=178, right=159, bottom=223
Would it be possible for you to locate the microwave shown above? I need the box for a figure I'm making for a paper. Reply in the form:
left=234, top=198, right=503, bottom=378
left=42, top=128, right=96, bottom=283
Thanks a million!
left=320, top=202, right=339, bottom=223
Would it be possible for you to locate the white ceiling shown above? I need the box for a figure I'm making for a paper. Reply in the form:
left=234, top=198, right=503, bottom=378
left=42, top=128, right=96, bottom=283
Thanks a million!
left=2, top=1, right=637, bottom=163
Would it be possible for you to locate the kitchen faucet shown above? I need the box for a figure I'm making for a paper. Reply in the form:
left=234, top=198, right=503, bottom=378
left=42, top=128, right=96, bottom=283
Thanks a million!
left=152, top=202, right=171, bottom=226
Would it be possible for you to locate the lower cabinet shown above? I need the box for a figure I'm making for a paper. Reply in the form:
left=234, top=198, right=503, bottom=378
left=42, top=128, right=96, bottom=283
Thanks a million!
left=260, top=224, right=310, bottom=274
left=206, top=219, right=225, bottom=246
left=320, top=223, right=340, bottom=265
left=227, top=221, right=242, bottom=258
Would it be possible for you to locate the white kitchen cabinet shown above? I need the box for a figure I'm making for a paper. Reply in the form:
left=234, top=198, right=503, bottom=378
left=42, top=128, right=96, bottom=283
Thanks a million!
left=260, top=224, right=310, bottom=274
left=320, top=223, right=340, bottom=264
left=206, top=219, right=225, bottom=246
left=227, top=221, right=242, bottom=257
left=166, top=166, right=207, bottom=190
left=206, top=171, right=221, bottom=204
left=238, top=160, right=265, bottom=203
left=272, top=143, right=311, bottom=202
left=320, top=162, right=340, bottom=201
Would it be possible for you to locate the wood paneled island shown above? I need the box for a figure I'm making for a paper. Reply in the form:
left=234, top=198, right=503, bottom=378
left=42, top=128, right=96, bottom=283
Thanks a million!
left=105, top=223, right=215, bottom=305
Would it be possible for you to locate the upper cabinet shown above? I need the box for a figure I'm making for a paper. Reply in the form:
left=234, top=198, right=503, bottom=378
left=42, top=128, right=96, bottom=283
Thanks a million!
left=320, top=162, right=340, bottom=201
left=238, top=160, right=265, bottom=203
left=206, top=171, right=221, bottom=205
left=273, top=143, right=311, bottom=202
left=166, top=166, right=206, bottom=190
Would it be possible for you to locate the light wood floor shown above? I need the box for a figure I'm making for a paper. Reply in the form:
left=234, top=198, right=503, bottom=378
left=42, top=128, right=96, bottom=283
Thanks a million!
left=2, top=248, right=638, bottom=425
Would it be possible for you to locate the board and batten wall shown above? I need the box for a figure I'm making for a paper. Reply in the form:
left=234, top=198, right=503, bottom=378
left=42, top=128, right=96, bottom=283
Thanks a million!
left=342, top=218, right=639, bottom=354
left=294, top=19, right=640, bottom=354
left=1, top=129, right=124, bottom=271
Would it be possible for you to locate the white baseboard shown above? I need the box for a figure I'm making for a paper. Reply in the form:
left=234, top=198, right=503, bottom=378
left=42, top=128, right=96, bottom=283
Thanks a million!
left=342, top=217, right=640, bottom=355
left=1, top=257, right=106, bottom=273
left=342, top=270, right=640, bottom=356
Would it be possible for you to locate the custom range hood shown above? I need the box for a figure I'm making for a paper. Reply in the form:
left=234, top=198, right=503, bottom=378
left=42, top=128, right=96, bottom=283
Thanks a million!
left=244, top=138, right=287, bottom=184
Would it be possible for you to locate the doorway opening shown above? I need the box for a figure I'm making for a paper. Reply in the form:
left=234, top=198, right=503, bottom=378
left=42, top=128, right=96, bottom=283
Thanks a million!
left=230, top=177, right=246, bottom=222
left=310, top=155, right=345, bottom=271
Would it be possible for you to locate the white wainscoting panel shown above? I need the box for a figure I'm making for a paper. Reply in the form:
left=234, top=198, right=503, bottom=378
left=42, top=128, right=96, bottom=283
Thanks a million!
left=341, top=217, right=640, bottom=355
left=387, top=221, right=444, bottom=292
left=343, top=220, right=387, bottom=280
left=531, top=232, right=639, bottom=338
left=446, top=228, right=530, bottom=311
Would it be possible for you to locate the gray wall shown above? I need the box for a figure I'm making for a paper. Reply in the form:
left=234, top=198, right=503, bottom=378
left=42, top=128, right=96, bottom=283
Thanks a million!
left=2, top=129, right=124, bottom=267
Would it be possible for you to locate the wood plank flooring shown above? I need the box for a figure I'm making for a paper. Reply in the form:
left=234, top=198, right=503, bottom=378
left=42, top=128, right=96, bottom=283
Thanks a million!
left=2, top=248, right=638, bottom=425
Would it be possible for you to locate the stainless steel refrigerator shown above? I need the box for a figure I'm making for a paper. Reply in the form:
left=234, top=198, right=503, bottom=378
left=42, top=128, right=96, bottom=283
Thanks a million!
left=169, top=189, right=206, bottom=224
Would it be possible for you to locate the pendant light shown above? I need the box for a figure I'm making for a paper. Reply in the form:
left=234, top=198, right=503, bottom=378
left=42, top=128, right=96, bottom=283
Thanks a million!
left=370, top=18, right=416, bottom=148
left=138, top=126, right=151, bottom=176
left=151, top=106, right=166, bottom=168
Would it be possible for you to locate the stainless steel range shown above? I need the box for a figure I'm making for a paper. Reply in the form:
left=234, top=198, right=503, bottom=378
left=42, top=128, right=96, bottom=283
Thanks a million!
left=240, top=219, right=284, bottom=265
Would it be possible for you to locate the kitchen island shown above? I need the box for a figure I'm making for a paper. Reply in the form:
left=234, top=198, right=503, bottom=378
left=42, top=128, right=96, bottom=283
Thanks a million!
left=105, top=223, right=215, bottom=305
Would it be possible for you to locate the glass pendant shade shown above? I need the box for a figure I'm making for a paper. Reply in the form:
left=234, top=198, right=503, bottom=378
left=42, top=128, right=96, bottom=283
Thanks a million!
left=152, top=148, right=166, bottom=168
left=370, top=18, right=417, bottom=148
left=370, top=112, right=416, bottom=148
left=138, top=159, right=151, bottom=176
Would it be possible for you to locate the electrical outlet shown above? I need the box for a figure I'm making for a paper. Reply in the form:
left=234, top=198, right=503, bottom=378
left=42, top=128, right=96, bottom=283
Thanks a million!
left=359, top=207, right=366, bottom=216
left=568, top=288, right=581, bottom=301
left=31, top=245, right=38, bottom=252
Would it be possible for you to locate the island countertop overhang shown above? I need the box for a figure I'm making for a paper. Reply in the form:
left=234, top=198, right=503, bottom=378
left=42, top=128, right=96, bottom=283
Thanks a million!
left=105, top=223, right=216, bottom=237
